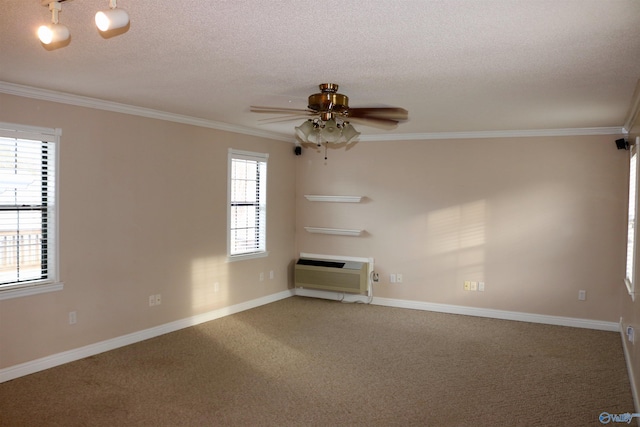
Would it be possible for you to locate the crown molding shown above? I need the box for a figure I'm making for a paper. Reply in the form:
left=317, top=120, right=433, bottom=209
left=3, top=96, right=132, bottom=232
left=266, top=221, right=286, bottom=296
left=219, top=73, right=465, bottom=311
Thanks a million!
left=359, top=126, right=626, bottom=142
left=0, top=81, right=294, bottom=143
left=624, top=79, right=640, bottom=133
left=0, top=81, right=626, bottom=143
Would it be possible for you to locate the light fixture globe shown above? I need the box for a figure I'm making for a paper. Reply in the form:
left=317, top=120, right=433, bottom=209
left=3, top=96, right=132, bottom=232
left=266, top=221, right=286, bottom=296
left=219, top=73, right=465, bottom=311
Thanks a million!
left=37, top=23, right=69, bottom=44
left=320, top=118, right=341, bottom=143
left=95, top=7, right=129, bottom=32
left=295, top=120, right=315, bottom=142
left=341, top=123, right=361, bottom=144
left=309, top=128, right=323, bottom=146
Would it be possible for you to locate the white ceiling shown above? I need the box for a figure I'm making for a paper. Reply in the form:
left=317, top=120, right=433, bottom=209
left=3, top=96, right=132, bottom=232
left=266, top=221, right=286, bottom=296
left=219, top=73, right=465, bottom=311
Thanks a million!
left=2, top=0, right=640, bottom=140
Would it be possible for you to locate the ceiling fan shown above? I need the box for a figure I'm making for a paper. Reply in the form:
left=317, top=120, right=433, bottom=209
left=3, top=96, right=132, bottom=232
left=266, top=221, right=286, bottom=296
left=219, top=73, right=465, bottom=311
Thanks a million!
left=251, top=83, right=408, bottom=145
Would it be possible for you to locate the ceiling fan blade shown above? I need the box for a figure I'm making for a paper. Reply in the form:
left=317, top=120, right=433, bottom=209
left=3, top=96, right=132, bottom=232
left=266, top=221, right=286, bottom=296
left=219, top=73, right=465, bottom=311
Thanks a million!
left=250, top=106, right=314, bottom=114
left=347, top=107, right=409, bottom=121
left=345, top=116, right=399, bottom=130
left=257, top=115, right=315, bottom=124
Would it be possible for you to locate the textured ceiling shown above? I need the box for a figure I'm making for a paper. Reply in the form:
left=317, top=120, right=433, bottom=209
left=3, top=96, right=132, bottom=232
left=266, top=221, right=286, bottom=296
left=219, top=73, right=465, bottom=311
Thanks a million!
left=1, top=0, right=640, bottom=140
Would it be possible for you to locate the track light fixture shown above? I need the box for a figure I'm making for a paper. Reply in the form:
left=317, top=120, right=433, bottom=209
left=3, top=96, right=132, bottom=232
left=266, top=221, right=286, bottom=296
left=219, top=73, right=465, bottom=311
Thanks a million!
left=95, top=0, right=129, bottom=32
left=38, top=0, right=129, bottom=48
left=38, top=1, right=69, bottom=45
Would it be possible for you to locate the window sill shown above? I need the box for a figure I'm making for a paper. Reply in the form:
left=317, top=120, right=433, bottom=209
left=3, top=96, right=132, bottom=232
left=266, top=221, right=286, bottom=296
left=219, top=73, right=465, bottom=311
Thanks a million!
left=227, top=251, right=269, bottom=263
left=625, top=278, right=636, bottom=302
left=0, top=281, right=64, bottom=301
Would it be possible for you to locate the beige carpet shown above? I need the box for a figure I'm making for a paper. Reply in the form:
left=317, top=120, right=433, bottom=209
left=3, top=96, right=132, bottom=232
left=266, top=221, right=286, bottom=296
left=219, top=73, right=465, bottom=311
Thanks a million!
left=0, top=296, right=634, bottom=426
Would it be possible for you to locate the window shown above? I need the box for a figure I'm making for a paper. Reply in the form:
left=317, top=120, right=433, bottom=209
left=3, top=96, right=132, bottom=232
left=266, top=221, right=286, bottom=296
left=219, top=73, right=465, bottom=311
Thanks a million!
left=0, top=123, right=60, bottom=300
left=228, top=149, right=268, bottom=260
left=626, top=139, right=639, bottom=300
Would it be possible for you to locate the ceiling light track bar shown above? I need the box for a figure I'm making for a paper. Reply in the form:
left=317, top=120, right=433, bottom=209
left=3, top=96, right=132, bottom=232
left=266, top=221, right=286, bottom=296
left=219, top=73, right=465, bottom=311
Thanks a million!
left=40, top=0, right=67, bottom=5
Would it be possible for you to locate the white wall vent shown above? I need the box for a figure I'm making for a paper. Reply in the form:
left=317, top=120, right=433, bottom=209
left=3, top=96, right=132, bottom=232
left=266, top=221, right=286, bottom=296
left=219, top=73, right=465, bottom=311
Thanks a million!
left=295, top=257, right=368, bottom=294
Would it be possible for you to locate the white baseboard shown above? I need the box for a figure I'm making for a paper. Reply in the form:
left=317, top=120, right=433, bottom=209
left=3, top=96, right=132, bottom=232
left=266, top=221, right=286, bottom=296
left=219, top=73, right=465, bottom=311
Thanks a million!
left=372, top=296, right=620, bottom=331
left=293, top=290, right=618, bottom=331
left=0, top=289, right=294, bottom=384
left=620, top=319, right=640, bottom=423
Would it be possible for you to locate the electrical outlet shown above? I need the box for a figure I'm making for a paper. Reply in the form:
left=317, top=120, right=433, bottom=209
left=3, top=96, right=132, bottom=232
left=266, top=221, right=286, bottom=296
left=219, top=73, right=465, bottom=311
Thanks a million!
left=478, top=282, right=485, bottom=292
left=155, top=294, right=161, bottom=305
left=464, top=281, right=471, bottom=291
left=469, top=281, right=477, bottom=291
left=259, top=272, right=265, bottom=282
left=68, top=311, right=77, bottom=325
left=397, top=273, right=403, bottom=283
left=390, top=273, right=396, bottom=283
left=578, top=290, right=586, bottom=301
left=149, top=295, right=156, bottom=306
left=372, top=272, right=379, bottom=282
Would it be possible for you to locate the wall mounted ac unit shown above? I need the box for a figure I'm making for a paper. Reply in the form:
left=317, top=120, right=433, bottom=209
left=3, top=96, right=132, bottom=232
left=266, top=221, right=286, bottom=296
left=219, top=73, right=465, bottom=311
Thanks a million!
left=295, top=258, right=368, bottom=294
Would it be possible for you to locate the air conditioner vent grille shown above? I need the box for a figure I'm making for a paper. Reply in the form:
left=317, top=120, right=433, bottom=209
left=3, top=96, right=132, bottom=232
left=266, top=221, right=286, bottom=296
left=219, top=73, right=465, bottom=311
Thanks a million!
left=295, top=258, right=367, bottom=294
left=296, top=259, right=345, bottom=269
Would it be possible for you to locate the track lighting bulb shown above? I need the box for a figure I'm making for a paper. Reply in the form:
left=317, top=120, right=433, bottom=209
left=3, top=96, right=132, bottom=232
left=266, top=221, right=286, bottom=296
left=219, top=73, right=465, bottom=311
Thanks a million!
left=95, top=0, right=129, bottom=32
left=38, top=1, right=69, bottom=45
left=38, top=23, right=70, bottom=44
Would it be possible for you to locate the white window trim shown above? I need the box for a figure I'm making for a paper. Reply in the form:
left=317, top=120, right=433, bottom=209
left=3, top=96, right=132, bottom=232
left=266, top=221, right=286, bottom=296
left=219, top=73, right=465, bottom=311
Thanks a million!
left=227, top=148, right=269, bottom=262
left=625, top=137, right=639, bottom=301
left=0, top=122, right=63, bottom=301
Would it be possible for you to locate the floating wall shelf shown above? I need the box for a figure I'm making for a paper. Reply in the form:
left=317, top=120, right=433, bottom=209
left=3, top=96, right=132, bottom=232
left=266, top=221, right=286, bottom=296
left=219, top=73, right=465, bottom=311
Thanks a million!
left=304, top=195, right=363, bottom=203
left=304, top=227, right=364, bottom=237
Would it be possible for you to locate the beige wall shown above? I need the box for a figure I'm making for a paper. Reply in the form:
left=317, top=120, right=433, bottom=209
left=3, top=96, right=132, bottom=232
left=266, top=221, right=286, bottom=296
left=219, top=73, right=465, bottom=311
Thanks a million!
left=296, top=135, right=627, bottom=320
left=0, top=91, right=630, bottom=376
left=0, top=93, right=296, bottom=368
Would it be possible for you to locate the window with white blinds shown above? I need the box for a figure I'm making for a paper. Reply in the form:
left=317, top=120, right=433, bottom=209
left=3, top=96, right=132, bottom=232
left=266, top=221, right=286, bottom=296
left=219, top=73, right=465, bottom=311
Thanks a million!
left=228, top=149, right=268, bottom=260
left=626, top=143, right=639, bottom=298
left=0, top=123, right=59, bottom=296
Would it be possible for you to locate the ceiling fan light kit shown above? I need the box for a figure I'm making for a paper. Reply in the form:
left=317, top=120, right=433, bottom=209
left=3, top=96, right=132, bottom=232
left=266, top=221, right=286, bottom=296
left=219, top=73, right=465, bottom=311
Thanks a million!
left=252, top=83, right=408, bottom=152
left=38, top=0, right=129, bottom=47
left=296, top=117, right=361, bottom=146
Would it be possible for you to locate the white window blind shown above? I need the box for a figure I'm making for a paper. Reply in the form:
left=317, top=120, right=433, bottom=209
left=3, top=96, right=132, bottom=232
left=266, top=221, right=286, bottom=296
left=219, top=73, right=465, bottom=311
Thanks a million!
left=228, top=149, right=267, bottom=258
left=626, top=145, right=639, bottom=297
left=0, top=125, right=58, bottom=291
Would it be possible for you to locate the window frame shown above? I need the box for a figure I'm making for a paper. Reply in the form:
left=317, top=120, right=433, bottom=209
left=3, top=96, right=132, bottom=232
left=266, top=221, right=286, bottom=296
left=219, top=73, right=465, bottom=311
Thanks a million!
left=0, top=122, right=62, bottom=300
left=625, top=138, right=639, bottom=301
left=227, top=148, right=268, bottom=262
